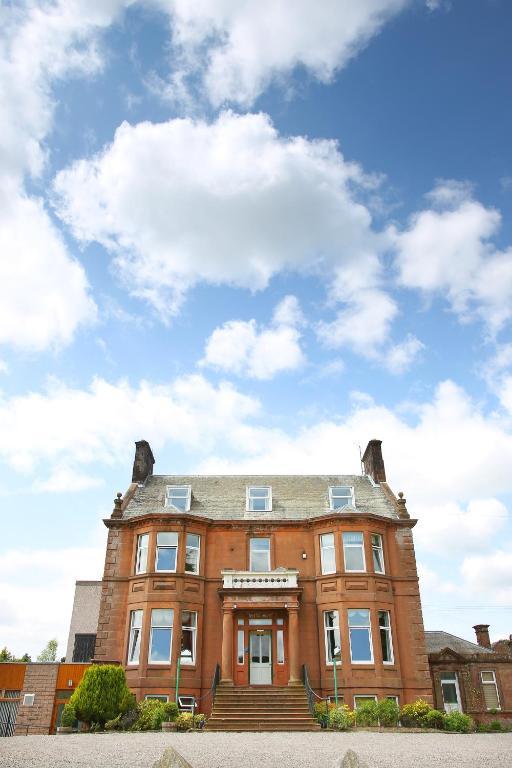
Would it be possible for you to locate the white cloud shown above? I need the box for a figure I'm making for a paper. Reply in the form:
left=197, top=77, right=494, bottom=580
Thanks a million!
left=461, top=549, right=512, bottom=605
left=0, top=184, right=96, bottom=350
left=0, top=374, right=261, bottom=478
left=392, top=181, right=512, bottom=333
left=384, top=334, right=424, bottom=374
left=154, top=0, right=409, bottom=107
left=53, top=111, right=386, bottom=320
left=317, top=287, right=398, bottom=353
left=0, top=1, right=131, bottom=351
left=201, top=296, right=305, bottom=379
left=414, top=498, right=508, bottom=554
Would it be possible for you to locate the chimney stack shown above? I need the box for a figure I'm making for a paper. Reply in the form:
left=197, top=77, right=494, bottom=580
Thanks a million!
left=473, top=624, right=491, bottom=649
left=132, top=440, right=155, bottom=483
left=362, top=439, right=386, bottom=483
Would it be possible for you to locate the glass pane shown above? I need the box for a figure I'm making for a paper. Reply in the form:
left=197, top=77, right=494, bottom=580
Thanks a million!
left=237, top=630, right=245, bottom=664
left=168, top=486, right=189, bottom=497
left=332, top=486, right=351, bottom=496
left=442, top=683, right=458, bottom=704
left=157, top=532, right=178, bottom=546
left=182, top=611, right=197, bottom=628
left=249, top=618, right=272, bottom=625
left=250, top=550, right=270, bottom=571
left=251, top=538, right=270, bottom=550
left=348, top=609, right=370, bottom=627
left=380, top=628, right=392, bottom=662
left=156, top=547, right=177, bottom=571
left=481, top=672, right=495, bottom=683
left=250, top=488, right=269, bottom=497
left=132, top=610, right=143, bottom=629
left=324, top=611, right=339, bottom=629
left=169, top=497, right=187, bottom=511
left=350, top=628, right=372, bottom=662
left=373, top=548, right=384, bottom=573
left=378, top=611, right=389, bottom=628
left=344, top=546, right=364, bottom=571
left=181, top=628, right=194, bottom=663
left=129, top=628, right=141, bottom=662
left=185, top=547, right=199, bottom=573
left=277, top=630, right=284, bottom=664
left=152, top=609, right=173, bottom=627
left=260, top=635, right=271, bottom=663
left=483, top=684, right=499, bottom=709
left=322, top=548, right=336, bottom=573
left=238, top=617, right=245, bottom=625
left=149, top=628, right=172, bottom=662
left=343, top=532, right=363, bottom=545
left=321, top=533, right=334, bottom=547
left=186, top=534, right=200, bottom=548
left=355, top=696, right=376, bottom=708
left=250, top=634, right=260, bottom=663
left=276, top=618, right=284, bottom=625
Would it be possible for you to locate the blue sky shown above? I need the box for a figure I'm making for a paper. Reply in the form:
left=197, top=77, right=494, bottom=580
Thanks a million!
left=1, top=0, right=512, bottom=658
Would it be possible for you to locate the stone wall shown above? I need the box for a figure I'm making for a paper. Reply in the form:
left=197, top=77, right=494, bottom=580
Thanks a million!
left=15, top=663, right=59, bottom=735
left=65, top=580, right=102, bottom=662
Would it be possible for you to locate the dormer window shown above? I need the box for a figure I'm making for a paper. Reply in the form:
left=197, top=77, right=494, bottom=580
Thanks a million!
left=165, top=485, right=191, bottom=512
left=247, top=486, right=272, bottom=512
left=329, top=485, right=354, bottom=510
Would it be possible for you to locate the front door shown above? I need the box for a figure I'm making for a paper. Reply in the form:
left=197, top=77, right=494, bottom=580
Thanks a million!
left=441, top=673, right=462, bottom=712
left=249, top=632, right=272, bottom=684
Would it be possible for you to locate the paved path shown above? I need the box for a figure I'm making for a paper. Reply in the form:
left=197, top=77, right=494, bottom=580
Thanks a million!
left=1, top=731, right=511, bottom=767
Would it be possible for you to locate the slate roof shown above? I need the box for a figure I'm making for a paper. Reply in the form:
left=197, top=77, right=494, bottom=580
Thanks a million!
left=425, top=631, right=494, bottom=656
left=123, top=474, right=398, bottom=521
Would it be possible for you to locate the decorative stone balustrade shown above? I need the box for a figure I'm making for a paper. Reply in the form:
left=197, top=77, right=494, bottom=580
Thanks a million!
left=221, top=569, right=299, bottom=589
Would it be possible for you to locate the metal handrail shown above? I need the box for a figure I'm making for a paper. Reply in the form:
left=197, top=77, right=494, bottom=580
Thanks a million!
left=190, top=663, right=220, bottom=727
left=302, top=664, right=329, bottom=720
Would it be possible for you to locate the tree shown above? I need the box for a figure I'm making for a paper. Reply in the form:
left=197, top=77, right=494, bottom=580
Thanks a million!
left=37, top=638, right=58, bottom=662
left=0, top=647, right=14, bottom=662
left=19, top=653, right=32, bottom=662
left=70, top=664, right=133, bottom=728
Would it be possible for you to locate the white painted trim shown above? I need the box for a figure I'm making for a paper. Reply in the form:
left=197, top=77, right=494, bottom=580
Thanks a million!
left=481, top=670, right=501, bottom=710
left=323, top=610, right=341, bottom=666
left=329, top=485, right=355, bottom=511
left=320, top=532, right=336, bottom=574
left=246, top=485, right=272, bottom=512
left=371, top=533, right=385, bottom=575
left=379, top=610, right=394, bottom=665
left=348, top=609, right=374, bottom=664
left=165, top=484, right=192, bottom=512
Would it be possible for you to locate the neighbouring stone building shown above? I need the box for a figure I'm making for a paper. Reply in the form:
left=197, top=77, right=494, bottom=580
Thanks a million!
left=427, top=625, right=512, bottom=723
left=65, top=580, right=102, bottom=663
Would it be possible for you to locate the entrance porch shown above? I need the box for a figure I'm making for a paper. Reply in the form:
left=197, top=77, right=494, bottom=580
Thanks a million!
left=219, top=569, right=301, bottom=687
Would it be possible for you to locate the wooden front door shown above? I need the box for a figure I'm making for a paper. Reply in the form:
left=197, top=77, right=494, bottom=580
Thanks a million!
left=234, top=611, right=288, bottom=686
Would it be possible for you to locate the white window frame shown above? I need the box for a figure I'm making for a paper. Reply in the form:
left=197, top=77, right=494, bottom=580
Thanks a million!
left=127, top=609, right=143, bottom=665
left=180, top=610, right=197, bottom=666
left=329, top=486, right=355, bottom=511
left=343, top=532, right=366, bottom=573
left=155, top=531, right=179, bottom=573
left=378, top=610, right=394, bottom=664
left=178, top=696, right=196, bottom=712
left=148, top=608, right=174, bottom=665
left=481, top=670, right=501, bottom=710
left=185, top=533, right=200, bottom=574
left=165, top=485, right=191, bottom=512
left=249, top=537, right=271, bottom=571
left=320, top=532, right=336, bottom=575
left=371, top=533, right=385, bottom=574
left=440, top=672, right=462, bottom=713
left=135, top=533, right=149, bottom=575
left=246, top=486, right=272, bottom=512
left=348, top=608, right=374, bottom=664
left=323, top=610, right=341, bottom=666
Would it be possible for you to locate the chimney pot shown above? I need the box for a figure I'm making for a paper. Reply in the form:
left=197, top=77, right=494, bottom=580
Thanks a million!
left=473, top=624, right=491, bottom=649
left=362, top=439, right=386, bottom=483
left=132, top=440, right=155, bottom=483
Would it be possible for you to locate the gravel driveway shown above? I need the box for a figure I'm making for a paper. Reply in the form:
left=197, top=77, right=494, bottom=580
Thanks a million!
left=1, top=731, right=511, bottom=768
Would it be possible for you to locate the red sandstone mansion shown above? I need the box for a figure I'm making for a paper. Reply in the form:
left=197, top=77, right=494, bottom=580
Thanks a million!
left=94, top=439, right=432, bottom=708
